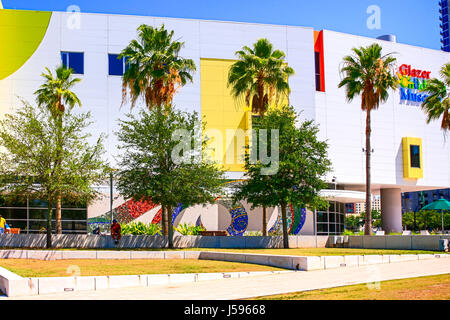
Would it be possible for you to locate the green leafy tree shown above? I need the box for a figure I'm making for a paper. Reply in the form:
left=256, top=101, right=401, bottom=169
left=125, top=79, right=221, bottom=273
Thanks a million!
left=403, top=210, right=449, bottom=231
left=0, top=101, right=107, bottom=248
left=34, top=66, right=82, bottom=234
left=119, top=24, right=196, bottom=110
left=345, top=214, right=363, bottom=232
left=420, top=62, right=450, bottom=132
left=235, top=106, right=331, bottom=248
left=227, top=38, right=294, bottom=117
left=116, top=105, right=224, bottom=248
left=338, top=43, right=397, bottom=235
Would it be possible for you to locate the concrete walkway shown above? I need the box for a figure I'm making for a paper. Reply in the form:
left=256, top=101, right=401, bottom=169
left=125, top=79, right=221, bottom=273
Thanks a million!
left=4, top=258, right=450, bottom=300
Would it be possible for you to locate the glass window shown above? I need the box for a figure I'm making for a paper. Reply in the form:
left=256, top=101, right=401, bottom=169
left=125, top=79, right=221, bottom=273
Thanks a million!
left=0, top=208, right=27, bottom=220
left=61, top=52, right=84, bottom=74
left=62, top=221, right=87, bottom=231
left=317, top=211, right=328, bottom=223
left=329, top=212, right=336, bottom=222
left=410, top=145, right=420, bottom=168
left=61, top=209, right=87, bottom=220
left=6, top=220, right=27, bottom=230
left=29, top=209, right=48, bottom=220
left=314, top=52, right=322, bottom=92
left=329, top=224, right=336, bottom=233
left=108, top=54, right=128, bottom=76
left=329, top=201, right=335, bottom=212
left=317, top=223, right=328, bottom=233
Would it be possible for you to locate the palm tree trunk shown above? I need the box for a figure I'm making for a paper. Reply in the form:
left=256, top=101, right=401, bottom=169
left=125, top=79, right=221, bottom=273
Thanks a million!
left=365, top=109, right=372, bottom=235
left=262, top=206, right=267, bottom=236
left=56, top=112, right=63, bottom=234
left=281, top=203, right=289, bottom=248
left=46, top=200, right=53, bottom=248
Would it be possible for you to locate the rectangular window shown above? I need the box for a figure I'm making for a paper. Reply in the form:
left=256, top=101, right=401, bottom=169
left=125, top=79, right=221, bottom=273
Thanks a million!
left=410, top=145, right=421, bottom=168
left=108, top=54, right=128, bottom=76
left=61, top=52, right=84, bottom=74
left=314, top=52, right=322, bottom=91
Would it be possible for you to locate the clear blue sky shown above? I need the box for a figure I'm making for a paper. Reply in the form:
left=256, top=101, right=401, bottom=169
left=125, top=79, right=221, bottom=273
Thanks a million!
left=3, top=0, right=444, bottom=51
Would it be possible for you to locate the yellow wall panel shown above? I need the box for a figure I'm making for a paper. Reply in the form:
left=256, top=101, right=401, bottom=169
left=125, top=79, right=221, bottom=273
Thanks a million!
left=200, top=58, right=288, bottom=172
left=201, top=58, right=248, bottom=172
left=402, top=137, right=423, bottom=180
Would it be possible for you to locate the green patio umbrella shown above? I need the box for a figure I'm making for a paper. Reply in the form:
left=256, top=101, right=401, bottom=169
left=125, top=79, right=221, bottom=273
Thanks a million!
left=420, top=199, right=450, bottom=232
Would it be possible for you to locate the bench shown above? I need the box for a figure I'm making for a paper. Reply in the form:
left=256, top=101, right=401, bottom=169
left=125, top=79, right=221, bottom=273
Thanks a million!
left=199, top=231, right=228, bottom=236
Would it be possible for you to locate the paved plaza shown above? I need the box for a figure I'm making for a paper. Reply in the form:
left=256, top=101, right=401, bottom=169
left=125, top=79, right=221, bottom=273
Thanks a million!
left=2, top=258, right=449, bottom=300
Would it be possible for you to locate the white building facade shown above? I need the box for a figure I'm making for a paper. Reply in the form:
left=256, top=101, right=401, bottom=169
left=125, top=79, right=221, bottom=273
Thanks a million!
left=0, top=9, right=448, bottom=234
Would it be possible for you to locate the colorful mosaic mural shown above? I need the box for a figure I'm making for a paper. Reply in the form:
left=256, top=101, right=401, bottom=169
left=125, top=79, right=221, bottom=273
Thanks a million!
left=215, top=197, right=249, bottom=236
left=268, top=205, right=307, bottom=235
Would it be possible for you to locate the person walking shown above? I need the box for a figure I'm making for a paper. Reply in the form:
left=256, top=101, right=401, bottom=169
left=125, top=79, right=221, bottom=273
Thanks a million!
left=110, top=219, right=122, bottom=245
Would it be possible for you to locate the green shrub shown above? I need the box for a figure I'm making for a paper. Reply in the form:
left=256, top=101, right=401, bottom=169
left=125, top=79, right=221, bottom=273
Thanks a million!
left=243, top=231, right=263, bottom=236
left=121, top=221, right=161, bottom=236
left=174, top=223, right=205, bottom=235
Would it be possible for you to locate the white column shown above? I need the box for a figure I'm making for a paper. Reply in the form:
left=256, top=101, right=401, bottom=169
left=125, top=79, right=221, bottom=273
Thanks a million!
left=380, top=188, right=402, bottom=233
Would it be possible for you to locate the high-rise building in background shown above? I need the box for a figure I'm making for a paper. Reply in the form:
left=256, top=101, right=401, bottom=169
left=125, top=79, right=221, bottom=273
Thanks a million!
left=440, top=0, right=450, bottom=52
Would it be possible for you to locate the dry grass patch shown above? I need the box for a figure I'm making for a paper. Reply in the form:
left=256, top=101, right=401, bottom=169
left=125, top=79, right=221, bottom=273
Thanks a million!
left=253, top=274, right=450, bottom=300
left=0, top=259, right=284, bottom=278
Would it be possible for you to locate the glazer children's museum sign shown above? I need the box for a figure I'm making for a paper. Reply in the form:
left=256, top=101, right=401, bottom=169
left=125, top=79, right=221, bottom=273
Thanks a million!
left=397, top=64, right=431, bottom=103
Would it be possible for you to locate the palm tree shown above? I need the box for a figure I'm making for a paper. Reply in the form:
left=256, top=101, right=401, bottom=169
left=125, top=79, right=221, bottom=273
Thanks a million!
left=228, top=39, right=294, bottom=235
left=35, top=66, right=81, bottom=234
left=119, top=24, right=196, bottom=110
left=227, top=38, right=294, bottom=117
left=420, top=62, right=450, bottom=132
left=338, top=43, right=397, bottom=235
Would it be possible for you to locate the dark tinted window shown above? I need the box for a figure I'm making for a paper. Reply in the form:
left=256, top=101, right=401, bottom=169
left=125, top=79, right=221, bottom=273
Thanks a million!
left=61, top=52, right=84, bottom=74
left=410, top=145, right=421, bottom=168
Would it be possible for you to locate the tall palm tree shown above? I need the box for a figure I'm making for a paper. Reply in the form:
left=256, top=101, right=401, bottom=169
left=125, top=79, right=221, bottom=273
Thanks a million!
left=35, top=66, right=81, bottom=234
left=228, top=39, right=294, bottom=235
left=420, top=62, right=450, bottom=132
left=227, top=38, right=294, bottom=117
left=338, top=43, right=397, bottom=235
left=119, top=24, right=196, bottom=110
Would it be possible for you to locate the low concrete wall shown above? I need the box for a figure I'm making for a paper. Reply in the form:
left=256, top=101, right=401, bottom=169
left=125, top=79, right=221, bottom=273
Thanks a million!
left=2, top=270, right=293, bottom=297
left=0, top=234, right=329, bottom=249
left=341, top=235, right=450, bottom=251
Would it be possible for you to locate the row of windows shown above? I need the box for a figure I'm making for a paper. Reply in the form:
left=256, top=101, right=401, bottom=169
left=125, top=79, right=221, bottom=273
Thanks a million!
left=61, top=52, right=128, bottom=76
left=6, top=219, right=87, bottom=234
left=62, top=51, right=326, bottom=92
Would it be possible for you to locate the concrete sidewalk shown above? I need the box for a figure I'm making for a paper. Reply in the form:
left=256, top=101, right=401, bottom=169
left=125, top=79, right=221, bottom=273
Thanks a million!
left=4, top=258, right=450, bottom=300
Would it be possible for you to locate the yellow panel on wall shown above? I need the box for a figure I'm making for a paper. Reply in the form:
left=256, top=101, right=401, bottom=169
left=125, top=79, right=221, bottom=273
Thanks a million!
left=200, top=58, right=250, bottom=172
left=0, top=9, right=52, bottom=80
left=200, top=58, right=290, bottom=172
left=402, top=137, right=423, bottom=180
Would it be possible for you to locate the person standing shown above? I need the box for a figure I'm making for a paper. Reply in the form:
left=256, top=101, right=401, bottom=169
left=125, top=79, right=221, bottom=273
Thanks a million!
left=0, top=214, right=10, bottom=234
left=110, top=219, right=121, bottom=245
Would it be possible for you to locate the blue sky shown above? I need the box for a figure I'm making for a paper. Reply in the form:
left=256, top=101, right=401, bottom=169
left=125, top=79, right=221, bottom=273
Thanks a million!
left=3, top=0, right=444, bottom=51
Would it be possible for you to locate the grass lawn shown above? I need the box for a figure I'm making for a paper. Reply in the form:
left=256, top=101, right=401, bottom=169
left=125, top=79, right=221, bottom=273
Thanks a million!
left=186, top=248, right=444, bottom=256
left=252, top=274, right=450, bottom=300
left=0, top=259, right=284, bottom=278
